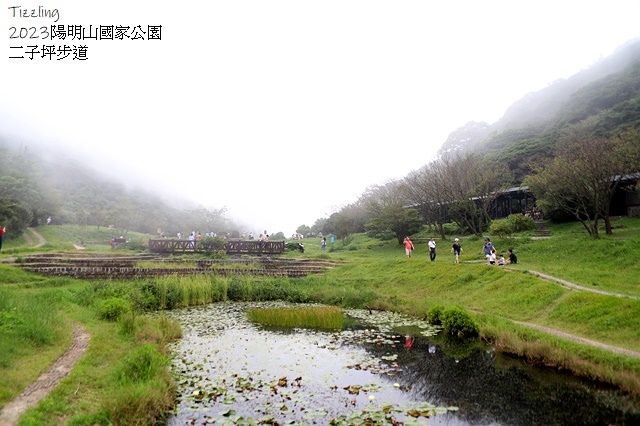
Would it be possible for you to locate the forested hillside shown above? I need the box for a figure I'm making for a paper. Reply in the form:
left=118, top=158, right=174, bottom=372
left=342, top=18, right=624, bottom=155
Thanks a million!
left=438, top=38, right=640, bottom=184
left=0, top=143, right=232, bottom=240
left=320, top=40, right=640, bottom=242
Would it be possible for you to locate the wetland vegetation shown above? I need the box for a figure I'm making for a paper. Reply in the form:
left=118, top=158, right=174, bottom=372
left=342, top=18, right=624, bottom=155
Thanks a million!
left=0, top=220, right=639, bottom=424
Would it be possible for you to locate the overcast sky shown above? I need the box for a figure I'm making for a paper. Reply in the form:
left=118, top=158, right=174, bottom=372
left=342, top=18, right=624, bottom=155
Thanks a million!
left=2, top=1, right=640, bottom=236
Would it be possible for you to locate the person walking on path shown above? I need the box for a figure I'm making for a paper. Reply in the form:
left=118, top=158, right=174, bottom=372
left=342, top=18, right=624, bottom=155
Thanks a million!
left=403, top=236, right=414, bottom=259
left=451, top=238, right=462, bottom=264
left=483, top=237, right=495, bottom=265
left=0, top=225, right=5, bottom=251
left=428, top=237, right=437, bottom=262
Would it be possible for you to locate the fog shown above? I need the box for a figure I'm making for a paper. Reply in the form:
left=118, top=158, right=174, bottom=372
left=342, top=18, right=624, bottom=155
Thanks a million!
left=2, top=1, right=639, bottom=236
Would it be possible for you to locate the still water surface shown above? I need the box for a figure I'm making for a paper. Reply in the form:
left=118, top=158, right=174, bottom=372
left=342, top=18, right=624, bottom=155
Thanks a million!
left=164, top=302, right=639, bottom=425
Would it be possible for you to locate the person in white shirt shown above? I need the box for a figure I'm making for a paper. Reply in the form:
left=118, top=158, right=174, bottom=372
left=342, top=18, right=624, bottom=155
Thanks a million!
left=428, top=237, right=437, bottom=262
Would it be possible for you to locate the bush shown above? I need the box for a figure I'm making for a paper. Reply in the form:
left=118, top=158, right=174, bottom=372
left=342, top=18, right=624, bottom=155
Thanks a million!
left=99, top=297, right=130, bottom=321
left=508, top=213, right=536, bottom=232
left=441, top=306, right=479, bottom=337
left=489, top=219, right=514, bottom=239
left=124, top=240, right=147, bottom=251
left=490, top=214, right=536, bottom=238
left=285, top=242, right=299, bottom=251
left=426, top=304, right=446, bottom=325
left=198, top=236, right=227, bottom=254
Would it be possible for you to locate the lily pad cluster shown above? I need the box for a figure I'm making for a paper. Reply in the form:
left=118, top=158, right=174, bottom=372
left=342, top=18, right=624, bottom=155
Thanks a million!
left=164, top=302, right=457, bottom=425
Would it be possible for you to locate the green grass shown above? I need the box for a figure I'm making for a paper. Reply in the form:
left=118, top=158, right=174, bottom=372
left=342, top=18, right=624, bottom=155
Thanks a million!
left=16, top=306, right=181, bottom=426
left=1, top=220, right=640, bottom=423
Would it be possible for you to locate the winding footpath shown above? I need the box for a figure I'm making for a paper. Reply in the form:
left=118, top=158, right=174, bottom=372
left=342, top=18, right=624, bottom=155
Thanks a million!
left=23, top=228, right=46, bottom=249
left=527, top=270, right=640, bottom=301
left=0, top=325, right=90, bottom=426
left=1, top=230, right=639, bottom=423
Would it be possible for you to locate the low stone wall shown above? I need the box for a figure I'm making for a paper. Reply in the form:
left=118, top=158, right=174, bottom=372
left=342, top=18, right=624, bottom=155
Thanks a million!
left=16, top=254, right=337, bottom=280
left=22, top=266, right=311, bottom=279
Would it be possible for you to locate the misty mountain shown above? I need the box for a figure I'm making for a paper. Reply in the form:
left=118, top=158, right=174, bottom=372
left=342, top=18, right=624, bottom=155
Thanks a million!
left=3, top=38, right=640, bottom=238
left=438, top=38, right=640, bottom=183
left=0, top=141, right=235, bottom=238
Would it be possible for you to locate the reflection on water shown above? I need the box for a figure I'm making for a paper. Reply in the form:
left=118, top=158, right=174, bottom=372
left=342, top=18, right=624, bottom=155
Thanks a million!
left=164, top=302, right=639, bottom=425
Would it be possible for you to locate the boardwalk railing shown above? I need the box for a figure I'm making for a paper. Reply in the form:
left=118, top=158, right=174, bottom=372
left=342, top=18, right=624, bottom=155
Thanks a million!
left=148, top=239, right=285, bottom=255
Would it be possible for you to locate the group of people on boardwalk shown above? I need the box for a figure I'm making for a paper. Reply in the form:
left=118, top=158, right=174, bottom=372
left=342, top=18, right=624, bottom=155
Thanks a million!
left=402, top=235, right=517, bottom=265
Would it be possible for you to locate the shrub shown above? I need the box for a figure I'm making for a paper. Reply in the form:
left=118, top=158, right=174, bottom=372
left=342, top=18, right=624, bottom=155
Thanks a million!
left=508, top=213, right=536, bottom=232
left=426, top=304, right=446, bottom=325
left=441, top=306, right=479, bottom=337
left=489, top=219, right=514, bottom=239
left=285, top=242, right=299, bottom=251
left=198, top=236, right=227, bottom=254
left=99, top=297, right=130, bottom=321
left=490, top=214, right=536, bottom=238
left=124, top=240, right=146, bottom=251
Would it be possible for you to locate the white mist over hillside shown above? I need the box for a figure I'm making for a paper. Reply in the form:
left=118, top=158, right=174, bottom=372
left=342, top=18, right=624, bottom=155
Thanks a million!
left=2, top=0, right=639, bottom=235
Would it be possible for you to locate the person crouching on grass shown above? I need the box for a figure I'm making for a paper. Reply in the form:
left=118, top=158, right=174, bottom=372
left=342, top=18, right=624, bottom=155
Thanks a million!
left=403, top=236, right=414, bottom=259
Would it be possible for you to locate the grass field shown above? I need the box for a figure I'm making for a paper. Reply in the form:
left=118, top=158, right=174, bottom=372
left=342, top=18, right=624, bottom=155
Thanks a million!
left=0, top=219, right=639, bottom=424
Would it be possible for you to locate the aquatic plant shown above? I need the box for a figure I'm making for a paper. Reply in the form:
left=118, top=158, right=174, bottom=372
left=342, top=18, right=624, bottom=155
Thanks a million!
left=247, top=305, right=344, bottom=330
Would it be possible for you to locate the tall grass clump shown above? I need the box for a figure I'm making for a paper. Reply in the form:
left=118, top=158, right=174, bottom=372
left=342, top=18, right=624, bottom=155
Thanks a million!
left=0, top=289, right=62, bottom=347
left=114, top=344, right=168, bottom=384
left=107, top=344, right=175, bottom=425
left=154, top=275, right=223, bottom=309
left=248, top=306, right=344, bottom=330
left=226, top=275, right=252, bottom=301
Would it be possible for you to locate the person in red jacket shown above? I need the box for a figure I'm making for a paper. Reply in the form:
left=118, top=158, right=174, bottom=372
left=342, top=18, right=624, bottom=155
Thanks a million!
left=0, top=225, right=6, bottom=251
left=403, top=236, right=414, bottom=259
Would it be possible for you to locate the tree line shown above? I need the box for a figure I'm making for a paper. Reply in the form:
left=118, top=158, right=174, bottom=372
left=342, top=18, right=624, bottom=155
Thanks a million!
left=300, top=128, right=640, bottom=243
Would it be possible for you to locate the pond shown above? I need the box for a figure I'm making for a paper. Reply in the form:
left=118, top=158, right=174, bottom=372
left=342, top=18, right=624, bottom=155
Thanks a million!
left=163, top=302, right=639, bottom=425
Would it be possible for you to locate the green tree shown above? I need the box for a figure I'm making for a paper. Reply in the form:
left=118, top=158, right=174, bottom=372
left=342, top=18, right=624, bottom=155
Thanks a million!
left=296, top=224, right=312, bottom=237
left=311, top=218, right=328, bottom=235
left=403, top=160, right=449, bottom=239
left=187, top=206, right=228, bottom=234
left=438, top=153, right=508, bottom=236
left=362, top=181, right=423, bottom=244
left=527, top=130, right=640, bottom=237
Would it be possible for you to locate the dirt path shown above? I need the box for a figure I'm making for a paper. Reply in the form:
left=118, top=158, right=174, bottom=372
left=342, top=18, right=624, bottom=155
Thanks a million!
left=28, top=228, right=47, bottom=248
left=0, top=325, right=90, bottom=426
left=20, top=228, right=46, bottom=249
left=527, top=270, right=639, bottom=300
left=511, top=320, right=640, bottom=359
